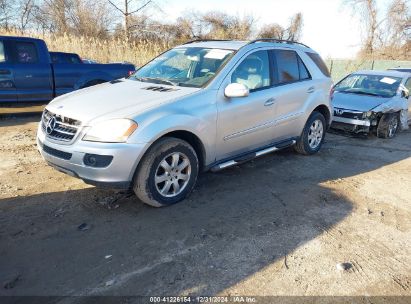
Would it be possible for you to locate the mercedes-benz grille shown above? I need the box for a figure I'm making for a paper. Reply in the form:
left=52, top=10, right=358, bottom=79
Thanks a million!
left=41, top=109, right=81, bottom=142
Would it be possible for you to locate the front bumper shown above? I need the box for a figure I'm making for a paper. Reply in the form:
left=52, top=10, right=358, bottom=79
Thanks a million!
left=331, top=116, right=371, bottom=133
left=37, top=124, right=148, bottom=189
left=332, top=116, right=371, bottom=126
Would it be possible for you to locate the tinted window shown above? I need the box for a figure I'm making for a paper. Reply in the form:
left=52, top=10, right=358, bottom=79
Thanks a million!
left=51, top=53, right=82, bottom=64
left=298, top=56, right=311, bottom=80
left=0, top=41, right=5, bottom=63
left=50, top=53, right=62, bottom=64
left=16, top=42, right=38, bottom=63
left=306, top=52, right=330, bottom=77
left=231, top=50, right=270, bottom=91
left=67, top=54, right=81, bottom=64
left=275, top=50, right=300, bottom=84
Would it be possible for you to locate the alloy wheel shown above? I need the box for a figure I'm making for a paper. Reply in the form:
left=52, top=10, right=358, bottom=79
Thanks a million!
left=154, top=152, right=191, bottom=197
left=308, top=119, right=324, bottom=149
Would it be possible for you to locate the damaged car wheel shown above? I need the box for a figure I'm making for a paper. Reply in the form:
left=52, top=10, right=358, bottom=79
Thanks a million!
left=377, top=113, right=399, bottom=139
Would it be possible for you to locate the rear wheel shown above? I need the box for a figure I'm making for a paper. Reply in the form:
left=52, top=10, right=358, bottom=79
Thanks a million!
left=133, top=137, right=199, bottom=207
left=294, top=111, right=326, bottom=155
left=377, top=113, right=399, bottom=139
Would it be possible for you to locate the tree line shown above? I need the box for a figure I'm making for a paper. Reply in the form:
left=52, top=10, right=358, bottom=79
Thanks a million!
left=0, top=0, right=303, bottom=42
left=1, top=0, right=410, bottom=59
left=346, top=0, right=410, bottom=59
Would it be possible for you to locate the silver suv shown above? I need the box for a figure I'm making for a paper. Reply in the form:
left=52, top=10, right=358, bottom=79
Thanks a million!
left=37, top=39, right=333, bottom=207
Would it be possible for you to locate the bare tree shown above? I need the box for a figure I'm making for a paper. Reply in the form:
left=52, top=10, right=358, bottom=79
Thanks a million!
left=345, top=0, right=411, bottom=59
left=345, top=0, right=380, bottom=58
left=0, top=0, right=16, bottom=30
left=38, top=0, right=70, bottom=33
left=30, top=0, right=113, bottom=38
left=287, top=12, right=303, bottom=41
left=257, top=13, right=303, bottom=41
left=257, top=24, right=285, bottom=39
left=107, top=0, right=153, bottom=39
left=17, top=0, right=36, bottom=31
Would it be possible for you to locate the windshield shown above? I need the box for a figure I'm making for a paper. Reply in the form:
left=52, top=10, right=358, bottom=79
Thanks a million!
left=130, top=47, right=234, bottom=88
left=334, top=74, right=402, bottom=98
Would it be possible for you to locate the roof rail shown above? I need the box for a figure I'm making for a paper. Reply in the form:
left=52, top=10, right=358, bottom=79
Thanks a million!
left=247, top=38, right=310, bottom=49
left=183, top=39, right=232, bottom=45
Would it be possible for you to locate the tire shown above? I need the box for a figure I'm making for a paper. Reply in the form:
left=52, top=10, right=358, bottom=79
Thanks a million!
left=377, top=113, right=399, bottom=139
left=133, top=137, right=199, bottom=207
left=294, top=111, right=326, bottom=155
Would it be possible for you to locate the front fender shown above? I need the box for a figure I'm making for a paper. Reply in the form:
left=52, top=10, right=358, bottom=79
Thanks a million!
left=128, top=113, right=216, bottom=164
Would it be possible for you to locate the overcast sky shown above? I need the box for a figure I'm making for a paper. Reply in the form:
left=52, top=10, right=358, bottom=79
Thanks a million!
left=161, top=0, right=393, bottom=59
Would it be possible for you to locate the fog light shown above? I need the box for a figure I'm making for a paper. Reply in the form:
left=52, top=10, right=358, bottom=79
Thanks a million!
left=83, top=154, right=113, bottom=168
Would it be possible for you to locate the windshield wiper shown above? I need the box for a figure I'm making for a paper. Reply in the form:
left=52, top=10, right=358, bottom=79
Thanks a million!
left=135, top=77, right=177, bottom=86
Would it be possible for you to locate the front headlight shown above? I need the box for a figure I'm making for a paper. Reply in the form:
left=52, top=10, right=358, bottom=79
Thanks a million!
left=363, top=111, right=373, bottom=119
left=83, top=119, right=138, bottom=143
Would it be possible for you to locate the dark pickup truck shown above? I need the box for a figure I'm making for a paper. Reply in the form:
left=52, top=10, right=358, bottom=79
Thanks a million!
left=0, top=36, right=135, bottom=103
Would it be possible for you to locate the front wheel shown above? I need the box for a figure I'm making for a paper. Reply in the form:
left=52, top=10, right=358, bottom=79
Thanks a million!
left=377, top=113, right=399, bottom=139
left=133, top=137, right=199, bottom=207
left=294, top=111, right=326, bottom=155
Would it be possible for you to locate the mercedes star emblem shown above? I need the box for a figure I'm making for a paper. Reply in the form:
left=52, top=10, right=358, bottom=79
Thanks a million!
left=46, top=117, right=57, bottom=135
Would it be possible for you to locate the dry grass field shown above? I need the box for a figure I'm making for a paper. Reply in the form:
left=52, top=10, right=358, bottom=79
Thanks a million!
left=0, top=30, right=170, bottom=66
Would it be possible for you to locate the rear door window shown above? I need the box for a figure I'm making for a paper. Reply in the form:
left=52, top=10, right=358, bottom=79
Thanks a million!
left=15, top=42, right=38, bottom=63
left=274, top=50, right=300, bottom=84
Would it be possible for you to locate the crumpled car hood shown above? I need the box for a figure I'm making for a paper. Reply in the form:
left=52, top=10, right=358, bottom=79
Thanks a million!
left=331, top=92, right=389, bottom=112
left=46, top=79, right=200, bottom=124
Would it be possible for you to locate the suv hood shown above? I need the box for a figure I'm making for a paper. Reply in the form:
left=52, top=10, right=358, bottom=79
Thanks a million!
left=46, top=79, right=200, bottom=124
left=332, top=92, right=389, bottom=112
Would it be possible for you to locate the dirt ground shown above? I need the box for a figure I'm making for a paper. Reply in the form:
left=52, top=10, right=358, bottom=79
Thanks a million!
left=0, top=116, right=410, bottom=299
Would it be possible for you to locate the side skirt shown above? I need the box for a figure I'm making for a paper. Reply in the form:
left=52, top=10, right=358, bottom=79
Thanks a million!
left=208, top=138, right=298, bottom=172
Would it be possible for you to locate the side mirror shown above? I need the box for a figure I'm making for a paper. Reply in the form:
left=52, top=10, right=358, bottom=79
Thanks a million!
left=401, top=89, right=409, bottom=99
left=224, top=83, right=249, bottom=98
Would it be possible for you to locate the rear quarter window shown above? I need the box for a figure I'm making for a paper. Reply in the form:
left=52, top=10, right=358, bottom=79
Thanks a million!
left=306, top=52, right=330, bottom=77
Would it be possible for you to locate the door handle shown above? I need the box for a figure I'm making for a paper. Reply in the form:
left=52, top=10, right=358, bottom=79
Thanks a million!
left=0, top=69, right=11, bottom=75
left=307, top=86, right=315, bottom=93
left=25, top=74, right=33, bottom=78
left=264, top=98, right=276, bottom=106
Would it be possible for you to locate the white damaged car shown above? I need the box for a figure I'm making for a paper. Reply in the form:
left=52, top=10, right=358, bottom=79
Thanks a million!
left=331, top=70, right=411, bottom=138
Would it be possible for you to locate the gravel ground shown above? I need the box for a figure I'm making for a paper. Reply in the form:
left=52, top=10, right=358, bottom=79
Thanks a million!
left=0, top=117, right=410, bottom=298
